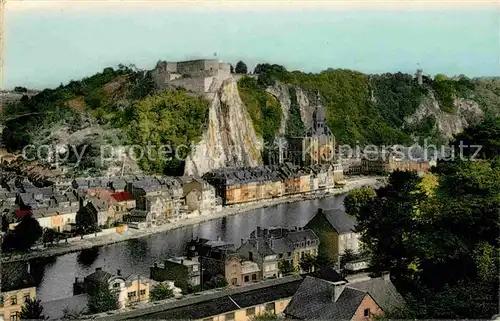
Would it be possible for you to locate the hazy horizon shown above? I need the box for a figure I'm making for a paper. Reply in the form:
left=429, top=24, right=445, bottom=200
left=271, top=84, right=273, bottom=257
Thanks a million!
left=4, top=1, right=500, bottom=89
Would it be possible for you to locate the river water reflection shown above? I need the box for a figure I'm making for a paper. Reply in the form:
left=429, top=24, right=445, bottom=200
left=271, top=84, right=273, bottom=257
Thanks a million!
left=30, top=194, right=346, bottom=302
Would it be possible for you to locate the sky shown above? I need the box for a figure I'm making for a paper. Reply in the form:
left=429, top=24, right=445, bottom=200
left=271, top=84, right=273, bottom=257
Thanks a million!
left=3, top=0, right=500, bottom=89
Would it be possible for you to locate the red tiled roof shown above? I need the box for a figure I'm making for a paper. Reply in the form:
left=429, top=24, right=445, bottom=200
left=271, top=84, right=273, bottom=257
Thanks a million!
left=111, top=191, right=134, bottom=202
left=15, top=210, right=32, bottom=217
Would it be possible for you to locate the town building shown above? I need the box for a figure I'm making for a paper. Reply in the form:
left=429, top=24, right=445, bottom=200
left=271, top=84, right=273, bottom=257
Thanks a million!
left=0, top=265, right=37, bottom=321
left=73, top=267, right=152, bottom=308
left=361, top=150, right=430, bottom=175
left=180, top=177, right=221, bottom=215
left=150, top=256, right=201, bottom=290
left=238, top=227, right=320, bottom=276
left=89, top=275, right=303, bottom=321
left=284, top=270, right=404, bottom=320
left=185, top=238, right=261, bottom=287
left=285, top=92, right=336, bottom=166
left=152, top=59, right=232, bottom=93
left=305, top=208, right=361, bottom=263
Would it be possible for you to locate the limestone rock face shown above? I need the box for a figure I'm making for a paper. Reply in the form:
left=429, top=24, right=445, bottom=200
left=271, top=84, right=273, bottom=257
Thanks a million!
left=266, top=83, right=314, bottom=134
left=184, top=78, right=263, bottom=176
left=405, top=90, right=484, bottom=140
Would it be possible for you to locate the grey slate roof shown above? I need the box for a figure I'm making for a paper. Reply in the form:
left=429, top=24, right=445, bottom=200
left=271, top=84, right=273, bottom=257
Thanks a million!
left=85, top=269, right=114, bottom=283
left=42, top=294, right=88, bottom=320
left=322, top=208, right=357, bottom=234
left=127, top=276, right=303, bottom=320
left=348, top=277, right=405, bottom=312
left=284, top=276, right=366, bottom=320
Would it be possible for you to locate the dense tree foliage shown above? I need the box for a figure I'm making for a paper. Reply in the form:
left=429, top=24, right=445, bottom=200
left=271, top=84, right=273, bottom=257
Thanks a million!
left=344, top=186, right=376, bottom=217
left=20, top=298, right=46, bottom=320
left=150, top=283, right=175, bottom=301
left=204, top=275, right=228, bottom=289
left=238, top=76, right=282, bottom=143
left=235, top=61, right=248, bottom=74
left=127, top=89, right=209, bottom=175
left=2, top=214, right=43, bottom=252
left=87, top=283, right=119, bottom=314
left=431, top=74, right=475, bottom=113
left=352, top=117, right=500, bottom=319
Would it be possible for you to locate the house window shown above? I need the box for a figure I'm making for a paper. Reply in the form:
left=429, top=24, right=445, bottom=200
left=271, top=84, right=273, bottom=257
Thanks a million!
left=265, top=302, right=275, bottom=313
left=225, top=312, right=235, bottom=321
left=0, top=295, right=4, bottom=307
left=244, top=275, right=250, bottom=282
left=246, top=307, right=255, bottom=316
left=307, top=240, right=310, bottom=246
left=364, top=308, right=370, bottom=317
left=113, top=282, right=120, bottom=288
left=287, top=252, right=292, bottom=257
left=232, top=264, right=237, bottom=274
left=192, top=265, right=199, bottom=272
left=140, top=289, right=146, bottom=296
left=23, top=293, right=30, bottom=302
left=252, top=274, right=257, bottom=281
left=10, top=312, right=19, bottom=321
left=231, top=278, right=237, bottom=285
left=11, top=296, right=17, bottom=305
left=128, top=292, right=137, bottom=300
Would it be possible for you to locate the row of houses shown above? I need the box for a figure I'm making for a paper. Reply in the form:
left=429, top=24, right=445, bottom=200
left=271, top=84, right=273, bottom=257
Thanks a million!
left=203, top=162, right=344, bottom=206
left=148, top=206, right=361, bottom=291
left=4, top=174, right=222, bottom=233
left=88, top=268, right=404, bottom=321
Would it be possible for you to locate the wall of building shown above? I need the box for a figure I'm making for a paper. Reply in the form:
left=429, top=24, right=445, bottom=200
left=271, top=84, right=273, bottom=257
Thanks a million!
left=352, top=293, right=383, bottom=321
left=305, top=215, right=340, bottom=263
left=125, top=280, right=150, bottom=306
left=0, top=286, right=37, bottom=321
left=208, top=298, right=292, bottom=321
left=169, top=76, right=208, bottom=93
left=339, top=232, right=361, bottom=255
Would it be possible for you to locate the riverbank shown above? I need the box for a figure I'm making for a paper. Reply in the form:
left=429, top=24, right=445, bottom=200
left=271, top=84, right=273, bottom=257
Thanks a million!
left=2, top=176, right=383, bottom=263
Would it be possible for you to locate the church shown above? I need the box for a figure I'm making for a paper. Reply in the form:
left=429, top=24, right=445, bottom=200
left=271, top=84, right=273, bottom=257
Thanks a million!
left=271, top=92, right=335, bottom=166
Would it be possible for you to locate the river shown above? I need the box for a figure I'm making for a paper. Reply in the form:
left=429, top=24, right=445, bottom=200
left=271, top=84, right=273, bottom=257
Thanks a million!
left=25, top=194, right=346, bottom=302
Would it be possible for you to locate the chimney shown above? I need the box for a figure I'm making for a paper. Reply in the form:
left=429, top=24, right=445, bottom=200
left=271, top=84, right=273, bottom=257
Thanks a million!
left=95, top=267, right=102, bottom=272
left=331, top=281, right=346, bottom=302
left=382, top=271, right=390, bottom=281
left=117, top=269, right=121, bottom=276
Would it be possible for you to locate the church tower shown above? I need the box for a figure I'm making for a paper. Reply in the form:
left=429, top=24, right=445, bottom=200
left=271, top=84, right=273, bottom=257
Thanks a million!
left=312, top=91, right=326, bottom=136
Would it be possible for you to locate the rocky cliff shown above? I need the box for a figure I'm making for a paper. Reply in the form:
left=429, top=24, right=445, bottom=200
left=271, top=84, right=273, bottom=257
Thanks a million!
left=404, top=90, right=484, bottom=140
left=184, top=78, right=263, bottom=176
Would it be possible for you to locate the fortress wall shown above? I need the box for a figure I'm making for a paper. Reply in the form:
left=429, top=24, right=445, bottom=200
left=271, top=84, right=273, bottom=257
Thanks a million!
left=169, top=76, right=207, bottom=93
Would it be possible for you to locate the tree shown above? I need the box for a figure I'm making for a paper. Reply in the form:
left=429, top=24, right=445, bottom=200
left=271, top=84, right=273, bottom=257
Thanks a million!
left=278, top=259, right=298, bottom=275
left=235, top=61, right=248, bottom=74
left=20, top=297, right=45, bottom=320
left=42, top=228, right=56, bottom=246
left=340, top=249, right=357, bottom=266
left=344, top=187, right=376, bottom=217
left=299, top=253, right=316, bottom=273
left=150, top=283, right=175, bottom=301
left=205, top=275, right=228, bottom=289
left=13, top=214, right=43, bottom=251
left=87, top=283, right=119, bottom=314
left=14, top=86, right=28, bottom=93
left=1, top=215, right=9, bottom=232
